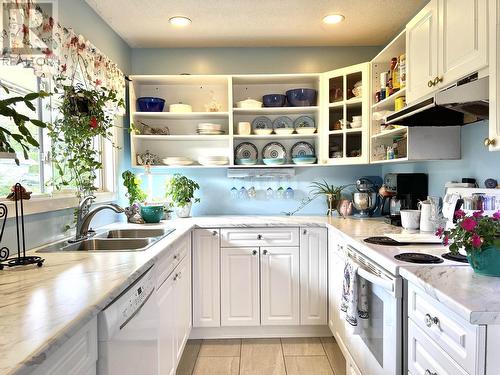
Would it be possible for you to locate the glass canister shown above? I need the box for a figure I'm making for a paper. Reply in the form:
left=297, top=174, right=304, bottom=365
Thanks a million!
left=471, top=193, right=485, bottom=210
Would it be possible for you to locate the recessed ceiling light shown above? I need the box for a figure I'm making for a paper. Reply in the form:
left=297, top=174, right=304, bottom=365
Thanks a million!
left=169, top=16, right=191, bottom=27
left=322, top=14, right=345, bottom=25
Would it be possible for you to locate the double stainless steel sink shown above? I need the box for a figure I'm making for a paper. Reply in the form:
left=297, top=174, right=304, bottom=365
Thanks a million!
left=37, top=228, right=175, bottom=253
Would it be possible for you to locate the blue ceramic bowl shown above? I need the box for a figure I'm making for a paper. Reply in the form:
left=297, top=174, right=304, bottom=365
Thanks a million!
left=140, top=205, right=164, bottom=223
left=137, top=97, right=166, bottom=112
left=263, top=158, right=286, bottom=165
left=292, top=156, right=317, bottom=164
left=236, top=158, right=258, bottom=165
left=286, top=88, right=317, bottom=107
left=263, top=94, right=286, bottom=107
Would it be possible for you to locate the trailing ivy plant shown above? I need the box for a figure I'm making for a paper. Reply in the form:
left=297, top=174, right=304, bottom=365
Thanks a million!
left=0, top=83, right=50, bottom=164
left=47, top=83, right=124, bottom=198
left=122, top=170, right=147, bottom=206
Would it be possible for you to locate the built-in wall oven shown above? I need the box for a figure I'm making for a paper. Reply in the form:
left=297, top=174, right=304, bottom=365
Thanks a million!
left=340, top=245, right=403, bottom=375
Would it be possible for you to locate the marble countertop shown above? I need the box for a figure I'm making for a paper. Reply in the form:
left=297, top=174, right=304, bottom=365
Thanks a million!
left=400, top=266, right=500, bottom=325
left=0, top=214, right=496, bottom=375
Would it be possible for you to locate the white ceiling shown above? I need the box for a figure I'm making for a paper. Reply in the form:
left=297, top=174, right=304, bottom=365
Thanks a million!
left=85, top=0, right=427, bottom=48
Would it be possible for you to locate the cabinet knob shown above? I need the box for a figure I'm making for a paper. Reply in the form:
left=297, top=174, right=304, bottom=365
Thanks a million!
left=257, top=234, right=263, bottom=240
left=173, top=273, right=179, bottom=281
left=303, top=229, right=307, bottom=235
left=484, top=137, right=497, bottom=147
left=424, top=313, right=440, bottom=328
left=212, top=230, right=218, bottom=236
left=173, top=254, right=178, bottom=260
left=252, top=250, right=258, bottom=255
left=263, top=249, right=268, bottom=255
left=427, top=80, right=435, bottom=87
left=425, top=370, right=437, bottom=375
left=433, top=76, right=443, bottom=86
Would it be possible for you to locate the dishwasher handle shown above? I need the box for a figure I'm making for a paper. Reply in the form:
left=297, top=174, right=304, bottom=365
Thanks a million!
left=119, top=287, right=154, bottom=330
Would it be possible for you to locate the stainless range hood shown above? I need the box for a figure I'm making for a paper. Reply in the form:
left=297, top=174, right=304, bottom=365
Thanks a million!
left=385, top=73, right=489, bottom=126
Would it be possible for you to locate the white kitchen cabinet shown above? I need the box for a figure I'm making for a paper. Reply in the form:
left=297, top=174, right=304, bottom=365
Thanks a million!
left=321, top=63, right=370, bottom=165
left=221, top=247, right=260, bottom=326
left=488, top=0, right=500, bottom=151
left=260, top=246, right=300, bottom=325
left=192, top=229, right=220, bottom=327
left=406, top=0, right=488, bottom=104
left=438, top=0, right=488, bottom=88
left=158, top=270, right=176, bottom=375
left=31, top=318, right=97, bottom=375
left=220, top=228, right=299, bottom=247
left=300, top=227, right=327, bottom=325
left=405, top=0, right=439, bottom=103
left=174, top=252, right=192, bottom=363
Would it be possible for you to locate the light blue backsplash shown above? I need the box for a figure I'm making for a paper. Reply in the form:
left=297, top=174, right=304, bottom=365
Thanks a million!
left=382, top=121, right=500, bottom=197
left=134, top=165, right=382, bottom=216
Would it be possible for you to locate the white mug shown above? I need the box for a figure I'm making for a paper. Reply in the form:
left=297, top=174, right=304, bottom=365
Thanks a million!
left=400, top=209, right=421, bottom=230
left=237, top=122, right=251, bottom=135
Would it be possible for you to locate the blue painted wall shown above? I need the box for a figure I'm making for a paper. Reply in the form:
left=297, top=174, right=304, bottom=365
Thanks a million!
left=382, top=121, right=500, bottom=196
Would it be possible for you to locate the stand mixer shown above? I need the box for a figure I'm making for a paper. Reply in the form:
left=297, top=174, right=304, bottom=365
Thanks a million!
left=352, top=177, right=381, bottom=217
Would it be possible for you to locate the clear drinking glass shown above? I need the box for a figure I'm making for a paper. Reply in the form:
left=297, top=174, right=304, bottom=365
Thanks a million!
left=239, top=187, right=248, bottom=200
left=266, top=187, right=274, bottom=200
left=285, top=187, right=294, bottom=200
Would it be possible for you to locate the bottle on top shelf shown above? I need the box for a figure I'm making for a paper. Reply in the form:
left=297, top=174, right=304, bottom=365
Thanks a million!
left=399, top=54, right=406, bottom=89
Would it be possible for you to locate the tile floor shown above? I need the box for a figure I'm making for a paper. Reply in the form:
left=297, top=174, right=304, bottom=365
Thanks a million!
left=176, top=337, right=346, bottom=375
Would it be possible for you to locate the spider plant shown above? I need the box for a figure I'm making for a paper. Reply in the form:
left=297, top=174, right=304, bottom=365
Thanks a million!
left=309, top=180, right=352, bottom=216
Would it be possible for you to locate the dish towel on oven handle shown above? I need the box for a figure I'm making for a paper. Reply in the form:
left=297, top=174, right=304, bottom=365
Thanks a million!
left=340, top=260, right=369, bottom=334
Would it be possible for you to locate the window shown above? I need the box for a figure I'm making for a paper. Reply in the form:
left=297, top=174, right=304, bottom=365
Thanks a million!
left=0, top=66, right=115, bottom=199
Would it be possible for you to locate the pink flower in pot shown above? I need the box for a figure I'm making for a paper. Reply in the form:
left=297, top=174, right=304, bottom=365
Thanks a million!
left=461, top=217, right=478, bottom=232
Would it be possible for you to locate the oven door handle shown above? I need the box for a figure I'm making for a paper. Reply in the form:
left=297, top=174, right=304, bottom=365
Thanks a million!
left=357, top=267, right=395, bottom=293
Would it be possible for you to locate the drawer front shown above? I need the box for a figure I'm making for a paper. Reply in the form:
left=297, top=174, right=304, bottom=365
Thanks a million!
left=220, top=228, right=299, bottom=247
left=33, top=318, right=97, bottom=375
left=408, top=319, right=468, bottom=375
left=157, top=234, right=191, bottom=289
left=407, top=283, right=482, bottom=374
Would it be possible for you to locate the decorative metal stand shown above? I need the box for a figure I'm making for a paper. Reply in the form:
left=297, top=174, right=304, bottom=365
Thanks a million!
left=0, top=183, right=44, bottom=270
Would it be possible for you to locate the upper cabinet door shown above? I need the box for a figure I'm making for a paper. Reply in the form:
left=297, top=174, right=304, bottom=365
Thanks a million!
left=438, top=0, right=488, bottom=87
left=489, top=0, right=500, bottom=151
left=220, top=247, right=260, bottom=326
left=192, top=229, right=221, bottom=328
left=406, top=0, right=439, bottom=104
left=260, top=246, right=300, bottom=326
left=300, top=228, right=327, bottom=325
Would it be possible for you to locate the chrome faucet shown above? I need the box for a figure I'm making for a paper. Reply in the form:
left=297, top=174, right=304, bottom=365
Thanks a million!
left=73, top=196, right=125, bottom=242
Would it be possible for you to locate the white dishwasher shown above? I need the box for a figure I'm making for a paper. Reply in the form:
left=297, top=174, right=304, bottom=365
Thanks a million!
left=97, top=266, right=159, bottom=375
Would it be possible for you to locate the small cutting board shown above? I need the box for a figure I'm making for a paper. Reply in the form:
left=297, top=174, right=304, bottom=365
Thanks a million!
left=384, top=233, right=443, bottom=244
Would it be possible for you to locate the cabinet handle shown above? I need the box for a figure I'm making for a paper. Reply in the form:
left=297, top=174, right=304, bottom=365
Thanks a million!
left=262, top=249, right=268, bottom=255
left=433, top=76, right=443, bottom=86
left=252, top=250, right=258, bottom=255
left=425, top=370, right=437, bottom=375
left=484, top=138, right=497, bottom=147
left=428, top=80, right=435, bottom=87
left=173, top=273, right=179, bottom=281
left=212, top=230, right=218, bottom=236
left=257, top=234, right=263, bottom=240
left=424, top=313, right=440, bottom=328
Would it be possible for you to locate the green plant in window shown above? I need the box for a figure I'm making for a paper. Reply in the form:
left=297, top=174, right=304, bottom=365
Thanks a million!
left=122, top=170, right=147, bottom=206
left=0, top=83, right=50, bottom=164
left=47, top=83, right=124, bottom=198
left=165, top=174, right=200, bottom=208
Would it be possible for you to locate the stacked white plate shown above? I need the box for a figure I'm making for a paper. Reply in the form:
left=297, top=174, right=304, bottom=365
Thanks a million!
left=198, top=155, right=229, bottom=166
left=197, top=123, right=225, bottom=135
left=162, top=157, right=194, bottom=166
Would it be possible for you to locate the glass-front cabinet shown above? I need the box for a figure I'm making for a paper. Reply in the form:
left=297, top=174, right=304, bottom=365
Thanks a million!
left=320, top=63, right=370, bottom=165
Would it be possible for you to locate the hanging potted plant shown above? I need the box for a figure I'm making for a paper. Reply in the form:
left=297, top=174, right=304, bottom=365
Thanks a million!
left=0, top=83, right=50, bottom=164
left=310, top=180, right=352, bottom=216
left=436, top=210, right=500, bottom=276
left=165, top=174, right=200, bottom=218
left=47, top=80, right=124, bottom=198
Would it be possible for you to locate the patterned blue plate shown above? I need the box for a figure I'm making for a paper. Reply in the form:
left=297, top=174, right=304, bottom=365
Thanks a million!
left=251, top=116, right=273, bottom=131
left=235, top=142, right=258, bottom=160
left=262, top=142, right=287, bottom=159
left=293, top=116, right=315, bottom=128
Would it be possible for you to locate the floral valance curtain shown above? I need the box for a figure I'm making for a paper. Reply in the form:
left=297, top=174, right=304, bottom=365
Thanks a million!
left=1, top=0, right=125, bottom=103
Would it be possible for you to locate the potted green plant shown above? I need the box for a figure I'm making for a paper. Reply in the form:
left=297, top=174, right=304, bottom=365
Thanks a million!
left=47, top=83, right=124, bottom=198
left=0, top=83, right=50, bottom=164
left=122, top=170, right=147, bottom=207
left=310, top=180, right=351, bottom=216
left=165, top=174, right=200, bottom=218
left=436, top=210, right=500, bottom=276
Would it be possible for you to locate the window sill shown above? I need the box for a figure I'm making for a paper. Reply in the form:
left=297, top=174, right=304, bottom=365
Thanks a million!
left=0, top=192, right=117, bottom=219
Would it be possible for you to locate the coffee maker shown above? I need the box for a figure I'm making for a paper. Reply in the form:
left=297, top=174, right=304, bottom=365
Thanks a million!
left=380, top=173, right=428, bottom=226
